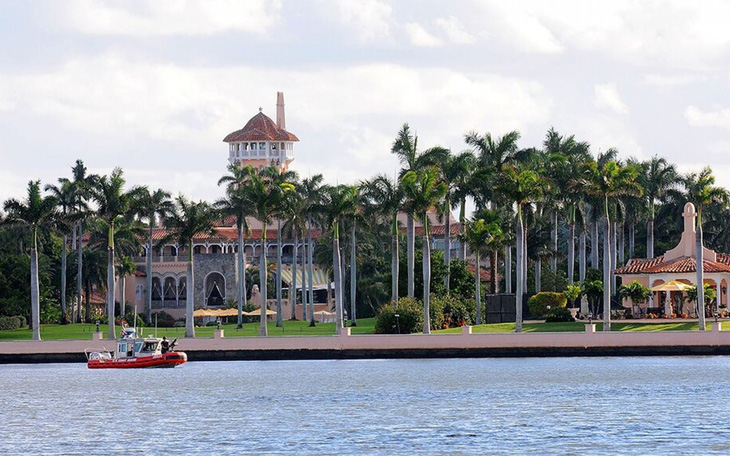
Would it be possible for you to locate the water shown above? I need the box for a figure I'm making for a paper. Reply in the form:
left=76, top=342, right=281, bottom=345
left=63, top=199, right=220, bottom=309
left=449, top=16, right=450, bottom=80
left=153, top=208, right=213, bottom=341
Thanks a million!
left=2, top=357, right=730, bottom=455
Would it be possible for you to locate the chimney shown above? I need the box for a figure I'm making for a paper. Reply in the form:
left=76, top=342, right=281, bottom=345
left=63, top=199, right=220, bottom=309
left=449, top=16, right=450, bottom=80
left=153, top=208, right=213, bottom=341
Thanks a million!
left=276, top=91, right=285, bottom=130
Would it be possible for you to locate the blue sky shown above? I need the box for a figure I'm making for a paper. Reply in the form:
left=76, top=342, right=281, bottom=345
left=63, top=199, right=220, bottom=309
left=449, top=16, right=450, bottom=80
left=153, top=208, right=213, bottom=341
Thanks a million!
left=1, top=0, right=730, bottom=203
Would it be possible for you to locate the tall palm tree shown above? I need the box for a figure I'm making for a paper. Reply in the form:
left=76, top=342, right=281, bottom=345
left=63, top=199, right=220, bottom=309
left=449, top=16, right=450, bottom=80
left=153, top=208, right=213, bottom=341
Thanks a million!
left=461, top=217, right=503, bottom=324
left=69, top=160, right=97, bottom=323
left=217, top=165, right=254, bottom=328
left=683, top=167, right=730, bottom=330
left=318, top=184, right=359, bottom=334
left=159, top=197, right=219, bottom=338
left=440, top=151, right=477, bottom=291
left=300, top=174, right=324, bottom=326
left=282, top=189, right=306, bottom=320
left=391, top=123, right=449, bottom=298
left=497, top=165, right=543, bottom=332
left=239, top=166, right=295, bottom=336
left=401, top=168, right=447, bottom=334
left=44, top=178, right=76, bottom=324
left=639, top=156, right=678, bottom=259
left=362, top=174, right=403, bottom=303
left=116, top=255, right=137, bottom=318
left=573, top=158, right=641, bottom=331
left=3, top=181, right=58, bottom=340
left=91, top=168, right=141, bottom=340
left=134, top=187, right=173, bottom=324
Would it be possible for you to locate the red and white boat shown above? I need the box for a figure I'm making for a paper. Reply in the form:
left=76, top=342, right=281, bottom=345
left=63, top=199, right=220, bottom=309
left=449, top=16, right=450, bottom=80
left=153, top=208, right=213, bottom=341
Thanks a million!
left=86, top=329, right=187, bottom=369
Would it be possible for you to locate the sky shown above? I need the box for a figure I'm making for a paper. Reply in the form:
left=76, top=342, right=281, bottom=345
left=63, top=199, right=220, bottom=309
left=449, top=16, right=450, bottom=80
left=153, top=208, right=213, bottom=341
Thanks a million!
left=1, top=0, right=730, bottom=204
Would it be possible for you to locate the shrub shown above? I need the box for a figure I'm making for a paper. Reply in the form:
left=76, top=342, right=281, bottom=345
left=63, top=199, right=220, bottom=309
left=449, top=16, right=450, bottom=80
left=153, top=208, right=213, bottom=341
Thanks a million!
left=0, top=316, right=22, bottom=331
left=436, top=294, right=473, bottom=328
left=151, top=311, right=177, bottom=328
left=124, top=312, right=146, bottom=328
left=15, top=315, right=27, bottom=327
left=528, top=292, right=568, bottom=318
left=375, top=297, right=423, bottom=334
left=545, top=306, right=575, bottom=322
left=428, top=295, right=445, bottom=331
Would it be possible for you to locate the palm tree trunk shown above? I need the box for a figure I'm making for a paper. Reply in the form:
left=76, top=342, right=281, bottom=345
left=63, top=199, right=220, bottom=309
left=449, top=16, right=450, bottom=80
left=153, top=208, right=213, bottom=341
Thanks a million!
left=460, top=198, right=467, bottom=260
left=276, top=219, right=283, bottom=327
left=291, top=231, right=299, bottom=320
left=618, top=222, right=625, bottom=266
left=340, top=239, right=347, bottom=322
left=490, top=249, right=498, bottom=294
left=697, top=217, right=706, bottom=330
left=146, top=225, right=153, bottom=324
left=603, top=211, right=612, bottom=332
left=61, top=234, right=67, bottom=324
left=515, top=209, right=524, bottom=333
left=475, top=251, right=482, bottom=325
left=77, top=223, right=84, bottom=323
left=535, top=260, right=542, bottom=293
left=237, top=224, right=245, bottom=327
left=301, top=240, right=307, bottom=318
left=407, top=213, right=415, bottom=297
left=550, top=212, right=558, bottom=271
left=568, top=223, right=575, bottom=285
left=107, top=222, right=116, bottom=341
left=260, top=229, right=268, bottom=337
left=391, top=214, right=399, bottom=303
left=612, top=221, right=618, bottom=294
left=579, top=228, right=586, bottom=282
left=523, top=226, right=528, bottom=294
left=186, top=244, right=195, bottom=338
left=422, top=214, right=431, bottom=335
left=30, top=229, right=41, bottom=341
left=505, top=245, right=512, bottom=293
left=333, top=225, right=343, bottom=334
left=71, top=228, right=77, bottom=324
left=647, top=217, right=655, bottom=259
left=591, top=218, right=599, bottom=269
left=629, top=223, right=635, bottom=259
left=307, top=216, right=315, bottom=326
left=350, top=223, right=357, bottom=325
left=444, top=206, right=451, bottom=290
left=119, top=275, right=126, bottom=318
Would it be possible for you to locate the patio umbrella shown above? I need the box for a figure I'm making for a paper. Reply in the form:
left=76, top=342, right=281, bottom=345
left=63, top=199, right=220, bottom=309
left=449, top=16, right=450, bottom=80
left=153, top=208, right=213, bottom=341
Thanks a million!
left=650, top=280, right=692, bottom=291
left=216, top=308, right=239, bottom=317
left=242, top=308, right=277, bottom=317
left=193, top=308, right=219, bottom=317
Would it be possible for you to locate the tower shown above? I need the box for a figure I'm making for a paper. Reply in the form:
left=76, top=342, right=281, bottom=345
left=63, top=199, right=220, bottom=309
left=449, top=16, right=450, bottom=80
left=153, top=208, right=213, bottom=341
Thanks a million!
left=223, top=93, right=298, bottom=171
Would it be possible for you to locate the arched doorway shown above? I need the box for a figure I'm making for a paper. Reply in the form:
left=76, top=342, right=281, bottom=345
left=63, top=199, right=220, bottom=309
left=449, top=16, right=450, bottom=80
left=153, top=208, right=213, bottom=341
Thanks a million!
left=205, top=272, right=226, bottom=307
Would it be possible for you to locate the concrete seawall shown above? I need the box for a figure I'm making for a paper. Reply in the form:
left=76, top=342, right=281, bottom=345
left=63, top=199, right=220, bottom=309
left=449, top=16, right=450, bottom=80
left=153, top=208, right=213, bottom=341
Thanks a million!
left=2, top=325, right=730, bottom=363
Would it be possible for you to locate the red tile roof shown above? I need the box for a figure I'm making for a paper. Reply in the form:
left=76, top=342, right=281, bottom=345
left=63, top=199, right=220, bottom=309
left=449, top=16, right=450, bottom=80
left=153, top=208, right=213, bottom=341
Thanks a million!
left=223, top=112, right=299, bottom=143
left=614, top=255, right=730, bottom=275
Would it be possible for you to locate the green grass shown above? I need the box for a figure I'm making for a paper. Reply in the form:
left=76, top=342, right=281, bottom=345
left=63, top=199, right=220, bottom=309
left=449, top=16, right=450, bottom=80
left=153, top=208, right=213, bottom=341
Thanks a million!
left=0, top=318, right=377, bottom=341
left=0, top=318, right=718, bottom=340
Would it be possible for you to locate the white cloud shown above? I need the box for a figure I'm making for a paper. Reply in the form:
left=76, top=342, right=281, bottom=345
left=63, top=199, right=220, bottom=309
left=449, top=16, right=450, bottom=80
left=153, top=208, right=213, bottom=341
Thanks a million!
left=434, top=16, right=474, bottom=45
left=685, top=105, right=730, bottom=129
left=320, top=0, right=393, bottom=43
left=58, top=0, right=281, bottom=36
left=404, top=23, right=442, bottom=47
left=594, top=83, right=628, bottom=115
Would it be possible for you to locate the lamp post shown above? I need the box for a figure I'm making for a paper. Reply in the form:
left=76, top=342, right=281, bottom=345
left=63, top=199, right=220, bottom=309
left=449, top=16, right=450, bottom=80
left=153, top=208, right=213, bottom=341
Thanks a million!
left=394, top=313, right=400, bottom=335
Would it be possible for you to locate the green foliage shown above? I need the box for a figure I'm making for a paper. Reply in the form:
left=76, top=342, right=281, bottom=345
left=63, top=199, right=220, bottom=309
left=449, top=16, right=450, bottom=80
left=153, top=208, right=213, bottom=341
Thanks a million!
left=685, top=283, right=716, bottom=305
left=540, top=267, right=568, bottom=292
left=374, top=297, right=423, bottom=334
left=436, top=294, right=474, bottom=328
left=585, top=268, right=602, bottom=282
left=123, top=311, right=146, bottom=328
left=618, top=281, right=651, bottom=305
left=446, top=259, right=478, bottom=301
left=0, top=316, right=24, bottom=331
left=428, top=293, right=445, bottom=330
left=527, top=292, right=567, bottom=318
left=545, top=306, right=575, bottom=322
left=151, top=311, right=177, bottom=328
left=581, top=280, right=604, bottom=316
left=564, top=284, right=581, bottom=307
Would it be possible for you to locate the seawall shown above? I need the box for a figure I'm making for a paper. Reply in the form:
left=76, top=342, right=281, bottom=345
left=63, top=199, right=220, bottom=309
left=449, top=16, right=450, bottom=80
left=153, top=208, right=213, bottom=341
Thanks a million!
left=2, top=324, right=730, bottom=363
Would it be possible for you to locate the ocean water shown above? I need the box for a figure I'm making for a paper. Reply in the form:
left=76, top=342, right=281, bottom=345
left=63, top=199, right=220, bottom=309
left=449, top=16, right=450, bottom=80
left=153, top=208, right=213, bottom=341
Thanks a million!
left=2, top=357, right=730, bottom=455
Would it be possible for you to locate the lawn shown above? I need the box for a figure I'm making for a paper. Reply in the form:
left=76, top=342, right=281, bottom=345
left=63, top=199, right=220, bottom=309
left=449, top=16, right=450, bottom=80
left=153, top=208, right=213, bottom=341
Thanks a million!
left=0, top=318, right=377, bottom=341
left=0, top=318, right=716, bottom=341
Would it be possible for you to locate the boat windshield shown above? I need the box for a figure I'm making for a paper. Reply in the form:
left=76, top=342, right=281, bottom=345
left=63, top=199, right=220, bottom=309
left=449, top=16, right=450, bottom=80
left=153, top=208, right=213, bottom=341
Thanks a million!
left=141, top=341, right=158, bottom=352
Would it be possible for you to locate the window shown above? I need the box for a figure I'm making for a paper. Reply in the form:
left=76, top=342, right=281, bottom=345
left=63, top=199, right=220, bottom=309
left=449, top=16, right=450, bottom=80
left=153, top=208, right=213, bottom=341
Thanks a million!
left=251, top=143, right=257, bottom=150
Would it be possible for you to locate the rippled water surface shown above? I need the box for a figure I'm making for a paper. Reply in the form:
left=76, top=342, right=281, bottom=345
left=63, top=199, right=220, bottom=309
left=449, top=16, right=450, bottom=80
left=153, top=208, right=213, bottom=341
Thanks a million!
left=2, top=357, right=730, bottom=455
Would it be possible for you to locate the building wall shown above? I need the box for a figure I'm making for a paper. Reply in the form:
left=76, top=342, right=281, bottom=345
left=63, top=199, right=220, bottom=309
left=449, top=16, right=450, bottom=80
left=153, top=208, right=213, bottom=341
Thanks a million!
left=194, top=253, right=237, bottom=308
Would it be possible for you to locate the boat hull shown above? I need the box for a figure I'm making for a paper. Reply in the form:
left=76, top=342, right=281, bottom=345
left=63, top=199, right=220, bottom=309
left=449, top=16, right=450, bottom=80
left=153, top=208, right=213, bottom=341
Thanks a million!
left=87, top=352, right=187, bottom=369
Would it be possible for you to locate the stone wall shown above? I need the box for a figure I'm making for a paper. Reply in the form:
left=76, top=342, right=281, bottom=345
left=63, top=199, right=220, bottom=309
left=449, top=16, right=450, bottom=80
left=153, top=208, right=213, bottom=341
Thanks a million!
left=193, top=253, right=237, bottom=308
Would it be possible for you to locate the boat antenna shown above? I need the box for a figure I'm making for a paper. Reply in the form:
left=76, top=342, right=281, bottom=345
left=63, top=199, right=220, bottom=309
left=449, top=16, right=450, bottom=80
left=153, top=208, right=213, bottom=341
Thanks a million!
left=133, top=304, right=138, bottom=336
left=155, top=313, right=158, bottom=338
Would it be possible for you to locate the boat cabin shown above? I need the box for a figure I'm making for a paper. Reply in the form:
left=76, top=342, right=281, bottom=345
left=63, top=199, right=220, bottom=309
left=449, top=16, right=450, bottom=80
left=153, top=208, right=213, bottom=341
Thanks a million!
left=116, top=329, right=163, bottom=359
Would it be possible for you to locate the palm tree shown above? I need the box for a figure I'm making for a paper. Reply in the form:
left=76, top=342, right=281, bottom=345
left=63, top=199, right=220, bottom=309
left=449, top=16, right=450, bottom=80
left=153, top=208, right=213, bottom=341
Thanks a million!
left=639, top=156, right=678, bottom=259
left=217, top=165, right=254, bottom=328
left=440, top=151, right=477, bottom=290
left=239, top=166, right=295, bottom=336
left=44, top=178, right=76, bottom=324
left=318, top=184, right=359, bottom=333
left=683, top=167, right=730, bottom=330
left=116, top=255, right=137, bottom=317
left=3, top=181, right=58, bottom=340
left=391, top=123, right=448, bottom=298
left=401, top=168, right=447, bottom=334
left=282, top=189, right=307, bottom=320
left=573, top=158, right=641, bottom=331
left=461, top=217, right=503, bottom=324
left=69, top=160, right=97, bottom=323
left=300, top=174, right=324, bottom=326
left=159, top=196, right=219, bottom=337
left=91, top=168, right=141, bottom=340
left=497, top=165, right=543, bottom=332
left=362, top=174, right=403, bottom=303
left=134, top=187, right=173, bottom=324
